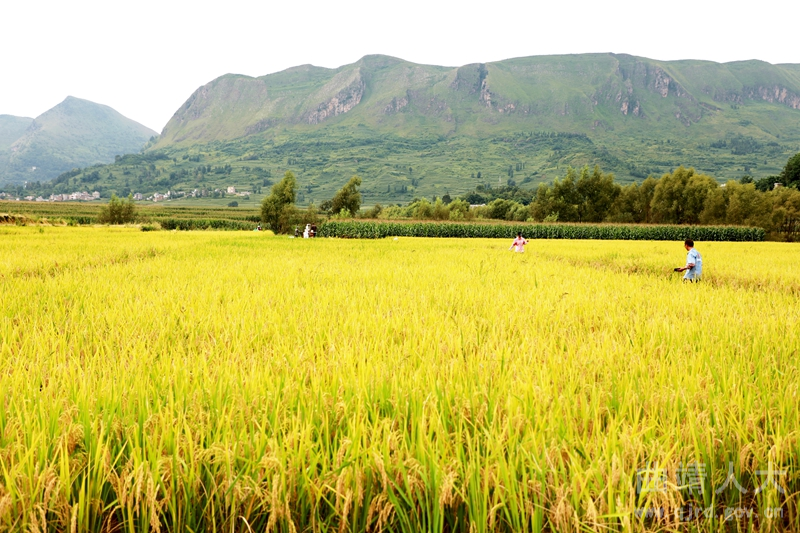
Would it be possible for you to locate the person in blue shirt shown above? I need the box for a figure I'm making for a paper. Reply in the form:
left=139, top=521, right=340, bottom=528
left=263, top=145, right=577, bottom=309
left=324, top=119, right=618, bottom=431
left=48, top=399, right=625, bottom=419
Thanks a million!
left=675, top=239, right=702, bottom=282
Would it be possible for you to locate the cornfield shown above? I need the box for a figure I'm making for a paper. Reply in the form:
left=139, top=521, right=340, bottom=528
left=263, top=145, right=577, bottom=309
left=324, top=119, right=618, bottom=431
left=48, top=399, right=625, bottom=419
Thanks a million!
left=319, top=221, right=766, bottom=241
left=0, top=226, right=797, bottom=532
left=158, top=218, right=255, bottom=231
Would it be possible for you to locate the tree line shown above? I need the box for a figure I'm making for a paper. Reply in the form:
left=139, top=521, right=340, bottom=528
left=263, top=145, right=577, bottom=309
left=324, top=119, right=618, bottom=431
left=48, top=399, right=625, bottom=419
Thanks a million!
left=260, top=153, right=800, bottom=239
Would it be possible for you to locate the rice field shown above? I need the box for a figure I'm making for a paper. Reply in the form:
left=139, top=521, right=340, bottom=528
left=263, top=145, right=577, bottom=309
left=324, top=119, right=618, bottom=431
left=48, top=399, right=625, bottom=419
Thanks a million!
left=1, top=226, right=798, bottom=532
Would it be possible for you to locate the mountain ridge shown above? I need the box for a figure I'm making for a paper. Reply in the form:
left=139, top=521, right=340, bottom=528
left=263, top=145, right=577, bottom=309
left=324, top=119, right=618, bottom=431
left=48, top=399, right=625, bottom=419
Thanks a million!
left=0, top=97, right=156, bottom=185
left=154, top=53, right=800, bottom=153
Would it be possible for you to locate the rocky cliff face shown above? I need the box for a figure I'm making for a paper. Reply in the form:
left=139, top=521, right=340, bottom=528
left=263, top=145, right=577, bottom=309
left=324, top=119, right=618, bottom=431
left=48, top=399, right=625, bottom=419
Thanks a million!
left=614, top=56, right=692, bottom=99
left=383, top=95, right=409, bottom=114
left=741, top=86, right=800, bottom=109
left=589, top=56, right=698, bottom=121
left=306, top=71, right=366, bottom=125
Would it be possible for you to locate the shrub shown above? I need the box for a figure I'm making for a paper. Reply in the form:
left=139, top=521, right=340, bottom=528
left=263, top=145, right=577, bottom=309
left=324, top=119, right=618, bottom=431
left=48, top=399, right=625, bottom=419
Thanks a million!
left=97, top=194, right=137, bottom=224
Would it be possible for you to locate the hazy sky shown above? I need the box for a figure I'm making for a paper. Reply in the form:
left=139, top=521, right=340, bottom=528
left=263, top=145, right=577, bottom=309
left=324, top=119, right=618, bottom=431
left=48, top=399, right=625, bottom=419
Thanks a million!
left=2, top=0, right=798, bottom=132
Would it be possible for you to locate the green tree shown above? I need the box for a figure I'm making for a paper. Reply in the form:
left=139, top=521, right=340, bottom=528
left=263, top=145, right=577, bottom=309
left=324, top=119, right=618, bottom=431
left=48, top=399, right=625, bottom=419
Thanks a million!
left=768, top=186, right=800, bottom=239
left=329, top=176, right=362, bottom=216
left=260, top=171, right=297, bottom=233
left=780, top=152, right=800, bottom=188
left=411, top=198, right=434, bottom=219
left=484, top=198, right=524, bottom=221
left=755, top=175, right=781, bottom=192
left=97, top=194, right=136, bottom=224
left=431, top=198, right=450, bottom=220
left=651, top=167, right=717, bottom=224
left=700, top=181, right=770, bottom=227
left=301, top=202, right=320, bottom=225
left=547, top=167, right=581, bottom=222
left=362, top=204, right=383, bottom=219
left=576, top=165, right=620, bottom=222
left=726, top=182, right=770, bottom=227
left=609, top=177, right=657, bottom=223
left=448, top=199, right=470, bottom=220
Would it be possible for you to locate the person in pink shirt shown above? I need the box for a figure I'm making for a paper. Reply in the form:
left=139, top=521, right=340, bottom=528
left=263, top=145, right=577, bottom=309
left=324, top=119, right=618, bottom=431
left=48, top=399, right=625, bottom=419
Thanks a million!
left=509, top=232, right=528, bottom=253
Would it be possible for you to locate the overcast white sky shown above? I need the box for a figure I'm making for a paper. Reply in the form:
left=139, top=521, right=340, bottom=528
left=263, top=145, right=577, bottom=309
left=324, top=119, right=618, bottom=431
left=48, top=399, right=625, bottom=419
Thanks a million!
left=2, top=0, right=798, bottom=132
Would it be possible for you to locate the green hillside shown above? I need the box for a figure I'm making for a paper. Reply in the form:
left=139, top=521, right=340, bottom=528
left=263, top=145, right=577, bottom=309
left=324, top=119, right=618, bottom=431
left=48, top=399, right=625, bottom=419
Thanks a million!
left=16, top=54, right=800, bottom=204
left=0, top=115, right=33, bottom=177
left=0, top=115, right=33, bottom=152
left=0, top=97, right=157, bottom=185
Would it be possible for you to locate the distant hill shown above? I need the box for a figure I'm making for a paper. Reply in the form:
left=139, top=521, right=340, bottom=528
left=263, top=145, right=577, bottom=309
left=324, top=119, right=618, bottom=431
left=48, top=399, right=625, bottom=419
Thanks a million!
left=0, top=115, right=34, bottom=177
left=16, top=55, right=800, bottom=204
left=0, top=115, right=33, bottom=152
left=0, top=97, right=156, bottom=185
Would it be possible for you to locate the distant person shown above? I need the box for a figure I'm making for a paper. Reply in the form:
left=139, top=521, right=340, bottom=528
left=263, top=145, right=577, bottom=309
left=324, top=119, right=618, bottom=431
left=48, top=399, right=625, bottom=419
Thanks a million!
left=509, top=232, right=528, bottom=253
left=674, top=239, right=702, bottom=282
left=254, top=224, right=262, bottom=231
left=303, top=224, right=310, bottom=239
left=294, top=226, right=300, bottom=237
left=311, top=224, right=317, bottom=238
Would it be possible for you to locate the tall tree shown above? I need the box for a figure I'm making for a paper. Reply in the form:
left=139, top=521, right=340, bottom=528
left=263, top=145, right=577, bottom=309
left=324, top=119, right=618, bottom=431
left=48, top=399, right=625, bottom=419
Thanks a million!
left=549, top=167, right=581, bottom=222
left=260, top=171, right=297, bottom=233
left=780, top=152, right=800, bottom=188
left=650, top=166, right=717, bottom=224
left=576, top=165, right=620, bottom=222
left=329, top=176, right=362, bottom=216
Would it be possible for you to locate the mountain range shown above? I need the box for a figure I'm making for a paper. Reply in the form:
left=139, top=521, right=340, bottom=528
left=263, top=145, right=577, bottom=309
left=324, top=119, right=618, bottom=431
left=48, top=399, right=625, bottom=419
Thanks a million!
left=0, top=97, right=156, bottom=185
left=157, top=53, right=800, bottom=148
left=6, top=54, right=800, bottom=203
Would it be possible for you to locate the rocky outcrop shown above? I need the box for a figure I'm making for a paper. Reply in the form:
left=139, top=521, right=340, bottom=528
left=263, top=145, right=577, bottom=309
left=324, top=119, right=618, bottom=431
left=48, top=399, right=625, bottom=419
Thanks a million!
left=384, top=95, right=409, bottom=114
left=650, top=67, right=672, bottom=97
left=620, top=100, right=642, bottom=117
left=711, top=85, right=800, bottom=109
left=745, top=86, right=800, bottom=109
left=587, top=56, right=699, bottom=120
left=480, top=78, right=492, bottom=108
left=306, top=74, right=365, bottom=125
left=617, top=59, right=691, bottom=100
left=245, top=118, right=278, bottom=135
